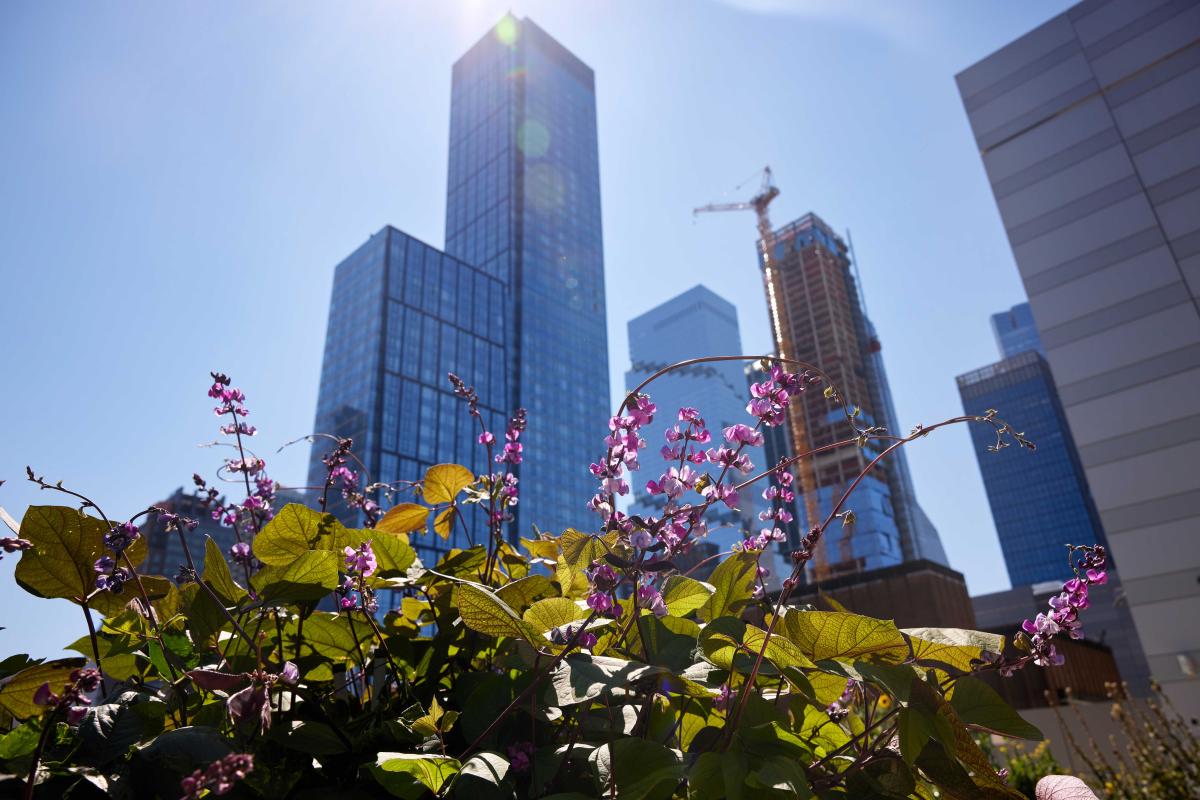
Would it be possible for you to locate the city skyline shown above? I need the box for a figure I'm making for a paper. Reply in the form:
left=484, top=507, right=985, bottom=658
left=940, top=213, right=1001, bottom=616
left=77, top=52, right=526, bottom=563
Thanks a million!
left=1, top=1, right=1080, bottom=659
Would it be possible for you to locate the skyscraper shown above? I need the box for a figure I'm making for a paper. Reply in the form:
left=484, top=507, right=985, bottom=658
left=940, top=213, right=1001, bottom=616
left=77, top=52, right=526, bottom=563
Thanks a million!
left=445, top=16, right=609, bottom=537
left=307, top=227, right=508, bottom=566
left=991, top=302, right=1045, bottom=358
left=758, top=212, right=947, bottom=576
left=958, top=0, right=1200, bottom=713
left=624, top=285, right=795, bottom=584
left=957, top=345, right=1105, bottom=587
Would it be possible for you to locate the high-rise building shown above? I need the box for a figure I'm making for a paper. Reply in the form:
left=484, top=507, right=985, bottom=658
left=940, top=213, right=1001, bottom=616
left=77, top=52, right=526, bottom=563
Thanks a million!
left=445, top=15, right=609, bottom=536
left=992, top=302, right=1045, bottom=358
left=307, top=226, right=508, bottom=566
left=624, top=285, right=795, bottom=584
left=957, top=0, right=1200, bottom=713
left=143, top=487, right=237, bottom=578
left=758, top=213, right=947, bottom=576
left=957, top=351, right=1105, bottom=587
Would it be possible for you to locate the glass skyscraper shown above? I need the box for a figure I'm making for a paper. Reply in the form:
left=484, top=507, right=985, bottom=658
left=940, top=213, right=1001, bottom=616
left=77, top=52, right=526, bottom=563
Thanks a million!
left=957, top=316, right=1104, bottom=586
left=624, top=285, right=795, bottom=584
left=307, top=227, right=508, bottom=566
left=991, top=302, right=1045, bottom=359
left=445, top=16, right=609, bottom=537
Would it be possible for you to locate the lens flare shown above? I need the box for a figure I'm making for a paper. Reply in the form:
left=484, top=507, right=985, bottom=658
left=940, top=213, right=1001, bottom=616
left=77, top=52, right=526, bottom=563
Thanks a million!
left=517, top=119, right=550, bottom=158
left=494, top=15, right=519, bottom=47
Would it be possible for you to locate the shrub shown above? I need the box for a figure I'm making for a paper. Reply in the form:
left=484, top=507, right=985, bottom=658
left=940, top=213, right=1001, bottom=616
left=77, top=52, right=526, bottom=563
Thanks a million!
left=0, top=358, right=1107, bottom=798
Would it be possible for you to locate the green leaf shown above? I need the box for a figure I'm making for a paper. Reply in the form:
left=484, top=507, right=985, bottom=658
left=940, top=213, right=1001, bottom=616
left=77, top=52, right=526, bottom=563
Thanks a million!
left=0, top=658, right=85, bottom=719
left=903, top=627, right=1003, bottom=672
left=590, top=738, right=683, bottom=800
left=495, top=575, right=552, bottom=612
left=548, top=654, right=667, bottom=707
left=523, top=597, right=587, bottom=633
left=14, top=506, right=146, bottom=603
left=949, top=675, right=1042, bottom=740
left=78, top=691, right=166, bottom=766
left=453, top=751, right=511, bottom=799
left=202, top=536, right=246, bottom=604
left=453, top=583, right=544, bottom=644
left=698, top=552, right=758, bottom=622
left=781, top=610, right=908, bottom=663
left=747, top=754, right=813, bottom=798
left=661, top=575, right=714, bottom=617
left=377, top=503, right=430, bottom=535
left=699, top=617, right=815, bottom=674
left=630, top=615, right=700, bottom=672
left=89, top=574, right=175, bottom=617
left=252, top=504, right=343, bottom=567
left=296, top=612, right=373, bottom=663
left=251, top=550, right=339, bottom=603
left=0, top=723, right=40, bottom=761
left=369, top=531, right=417, bottom=577
left=423, top=464, right=474, bottom=504
left=371, top=752, right=461, bottom=799
left=558, top=528, right=619, bottom=572
left=855, top=662, right=920, bottom=705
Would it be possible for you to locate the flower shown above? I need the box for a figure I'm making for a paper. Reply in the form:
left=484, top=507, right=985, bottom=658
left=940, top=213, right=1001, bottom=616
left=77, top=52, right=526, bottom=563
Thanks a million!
left=343, top=542, right=377, bottom=578
left=637, top=584, right=668, bottom=617
left=723, top=424, right=764, bottom=447
left=714, top=683, right=733, bottom=712
left=179, top=753, right=255, bottom=799
left=229, top=541, right=253, bottom=564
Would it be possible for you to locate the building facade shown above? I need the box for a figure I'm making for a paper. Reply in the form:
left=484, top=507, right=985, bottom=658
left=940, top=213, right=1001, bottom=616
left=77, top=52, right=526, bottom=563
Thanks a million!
left=957, top=0, right=1200, bottom=712
left=757, top=212, right=946, bottom=577
left=623, top=285, right=795, bottom=584
left=143, top=487, right=237, bottom=579
left=958, top=350, right=1106, bottom=586
left=992, top=302, right=1046, bottom=358
left=445, top=15, right=610, bottom=537
left=307, top=227, right=508, bottom=566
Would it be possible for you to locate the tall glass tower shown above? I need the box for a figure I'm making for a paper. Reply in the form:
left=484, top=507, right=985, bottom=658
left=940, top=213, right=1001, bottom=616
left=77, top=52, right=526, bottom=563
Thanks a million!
left=956, top=312, right=1104, bottom=586
left=445, top=15, right=609, bottom=537
left=307, top=227, right=508, bottom=568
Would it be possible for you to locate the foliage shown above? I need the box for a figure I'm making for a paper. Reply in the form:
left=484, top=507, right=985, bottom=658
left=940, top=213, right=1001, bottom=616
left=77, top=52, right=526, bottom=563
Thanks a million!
left=0, top=359, right=1104, bottom=798
left=981, top=737, right=1063, bottom=798
left=1055, top=682, right=1200, bottom=799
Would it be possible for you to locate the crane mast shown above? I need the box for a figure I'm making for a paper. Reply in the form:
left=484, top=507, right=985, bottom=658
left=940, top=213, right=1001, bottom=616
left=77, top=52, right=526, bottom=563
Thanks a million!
left=693, top=167, right=827, bottom=579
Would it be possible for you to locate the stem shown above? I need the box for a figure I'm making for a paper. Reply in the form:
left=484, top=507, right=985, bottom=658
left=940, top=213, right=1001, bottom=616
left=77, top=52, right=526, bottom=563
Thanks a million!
left=23, top=709, right=57, bottom=800
left=79, top=600, right=108, bottom=696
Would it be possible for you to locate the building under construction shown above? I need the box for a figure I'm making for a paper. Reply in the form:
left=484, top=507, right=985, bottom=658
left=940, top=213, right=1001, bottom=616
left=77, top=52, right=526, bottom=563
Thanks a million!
left=695, top=169, right=946, bottom=579
left=759, top=212, right=946, bottom=577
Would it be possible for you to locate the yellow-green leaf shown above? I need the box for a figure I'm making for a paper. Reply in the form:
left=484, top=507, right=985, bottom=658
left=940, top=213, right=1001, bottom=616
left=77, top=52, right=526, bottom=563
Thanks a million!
left=558, top=528, right=619, bottom=572
left=14, top=506, right=146, bottom=603
left=251, top=550, right=339, bottom=603
left=371, top=753, right=460, bottom=798
left=523, top=597, right=588, bottom=633
left=699, top=616, right=815, bottom=674
left=781, top=610, right=908, bottom=664
left=369, top=531, right=417, bottom=577
left=89, top=574, right=174, bottom=617
left=202, top=535, right=247, bottom=604
left=0, top=658, right=85, bottom=719
left=253, top=503, right=344, bottom=566
left=698, top=551, right=758, bottom=622
left=661, top=575, right=714, bottom=617
left=452, top=584, right=544, bottom=644
left=949, top=675, right=1042, bottom=740
left=377, top=503, right=429, bottom=535
left=433, top=507, right=455, bottom=540
left=903, top=628, right=1002, bottom=672
left=423, top=464, right=474, bottom=505
left=495, top=575, right=552, bottom=612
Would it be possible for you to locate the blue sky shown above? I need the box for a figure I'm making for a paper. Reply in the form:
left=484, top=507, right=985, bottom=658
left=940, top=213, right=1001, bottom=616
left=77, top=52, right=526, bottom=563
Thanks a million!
left=0, top=0, right=1074, bottom=657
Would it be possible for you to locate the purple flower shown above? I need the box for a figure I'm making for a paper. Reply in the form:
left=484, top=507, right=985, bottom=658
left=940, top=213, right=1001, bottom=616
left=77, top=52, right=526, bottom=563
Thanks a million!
left=279, top=661, right=299, bottom=686
left=637, top=584, right=668, bottom=617
left=714, top=683, right=733, bottom=712
left=180, top=753, right=255, bottom=800
left=343, top=542, right=377, bottom=578
left=586, top=591, right=613, bottom=615
left=478, top=431, right=495, bottom=445
left=630, top=529, right=653, bottom=550
left=723, top=424, right=764, bottom=447
left=229, top=542, right=253, bottom=564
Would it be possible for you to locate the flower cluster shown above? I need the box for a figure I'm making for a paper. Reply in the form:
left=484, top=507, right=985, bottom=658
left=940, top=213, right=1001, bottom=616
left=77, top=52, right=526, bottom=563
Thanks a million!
left=187, top=663, right=299, bottom=733
left=747, top=362, right=812, bottom=426
left=206, top=374, right=281, bottom=531
left=737, top=460, right=796, bottom=554
left=94, top=521, right=140, bottom=593
left=318, top=438, right=381, bottom=525
left=339, top=541, right=378, bottom=613
left=495, top=408, right=527, bottom=465
left=33, top=667, right=101, bottom=725
left=179, top=753, right=255, bottom=799
left=0, top=536, right=32, bottom=561
left=1017, top=545, right=1108, bottom=669
left=507, top=742, right=535, bottom=774
left=590, top=395, right=655, bottom=508
left=584, top=561, right=621, bottom=618
left=824, top=679, right=856, bottom=723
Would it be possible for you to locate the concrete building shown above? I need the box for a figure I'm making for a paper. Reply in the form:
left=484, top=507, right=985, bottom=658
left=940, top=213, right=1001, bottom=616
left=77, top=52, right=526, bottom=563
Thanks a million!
left=957, top=0, right=1200, bottom=714
left=757, top=212, right=947, bottom=577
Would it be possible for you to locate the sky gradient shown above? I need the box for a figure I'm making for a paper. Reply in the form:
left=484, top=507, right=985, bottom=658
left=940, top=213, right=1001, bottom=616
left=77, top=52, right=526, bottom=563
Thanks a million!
left=1, top=0, right=1075, bottom=657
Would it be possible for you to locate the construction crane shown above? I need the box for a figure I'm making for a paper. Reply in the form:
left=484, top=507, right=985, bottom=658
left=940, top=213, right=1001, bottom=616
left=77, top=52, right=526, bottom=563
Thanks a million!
left=693, top=167, right=829, bottom=580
